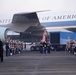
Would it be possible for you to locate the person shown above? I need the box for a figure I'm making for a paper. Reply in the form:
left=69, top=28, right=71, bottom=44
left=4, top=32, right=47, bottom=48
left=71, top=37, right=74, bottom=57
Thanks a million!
left=43, top=42, right=47, bottom=54
left=47, top=43, right=51, bottom=54
left=0, top=39, right=4, bottom=62
left=39, top=42, right=43, bottom=54
left=5, top=41, right=9, bottom=56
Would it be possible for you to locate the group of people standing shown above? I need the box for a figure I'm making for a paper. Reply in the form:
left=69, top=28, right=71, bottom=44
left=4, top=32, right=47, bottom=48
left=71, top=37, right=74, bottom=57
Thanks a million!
left=39, top=42, right=51, bottom=54
left=5, top=39, right=26, bottom=56
left=65, top=40, right=76, bottom=54
left=39, top=31, right=51, bottom=54
left=0, top=39, right=26, bottom=63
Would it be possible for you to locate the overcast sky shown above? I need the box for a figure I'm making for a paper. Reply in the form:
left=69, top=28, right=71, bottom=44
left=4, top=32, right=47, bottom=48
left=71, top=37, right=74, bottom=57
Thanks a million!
left=0, top=0, right=76, bottom=14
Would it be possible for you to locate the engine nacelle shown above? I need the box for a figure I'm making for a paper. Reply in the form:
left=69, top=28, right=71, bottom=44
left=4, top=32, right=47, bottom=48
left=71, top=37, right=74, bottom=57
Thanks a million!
left=0, top=27, right=9, bottom=42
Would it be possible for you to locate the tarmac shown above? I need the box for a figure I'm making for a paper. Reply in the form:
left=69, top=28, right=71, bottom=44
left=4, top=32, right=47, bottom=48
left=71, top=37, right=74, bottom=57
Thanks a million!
left=0, top=51, right=76, bottom=75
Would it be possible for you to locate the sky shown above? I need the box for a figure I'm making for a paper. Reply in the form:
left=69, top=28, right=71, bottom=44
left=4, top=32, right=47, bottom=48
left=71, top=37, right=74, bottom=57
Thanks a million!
left=0, top=0, right=76, bottom=14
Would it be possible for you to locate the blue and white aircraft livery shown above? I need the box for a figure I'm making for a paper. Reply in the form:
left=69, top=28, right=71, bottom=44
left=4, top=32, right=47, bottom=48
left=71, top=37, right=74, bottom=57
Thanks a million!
left=0, top=11, right=76, bottom=26
left=37, top=11, right=76, bottom=26
left=0, top=11, right=76, bottom=41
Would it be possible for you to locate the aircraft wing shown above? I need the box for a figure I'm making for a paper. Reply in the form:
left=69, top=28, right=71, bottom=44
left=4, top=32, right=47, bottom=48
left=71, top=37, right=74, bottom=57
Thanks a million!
left=20, top=25, right=45, bottom=40
left=0, top=12, right=46, bottom=41
left=25, top=25, right=45, bottom=36
left=5, top=12, right=43, bottom=32
left=12, top=12, right=39, bottom=23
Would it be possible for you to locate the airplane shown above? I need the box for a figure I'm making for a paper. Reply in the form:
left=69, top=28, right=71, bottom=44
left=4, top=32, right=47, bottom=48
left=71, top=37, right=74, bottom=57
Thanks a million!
left=0, top=10, right=76, bottom=41
left=37, top=11, right=76, bottom=32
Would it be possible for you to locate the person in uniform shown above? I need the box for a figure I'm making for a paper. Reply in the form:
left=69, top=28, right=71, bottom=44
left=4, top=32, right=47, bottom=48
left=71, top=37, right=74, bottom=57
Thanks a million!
left=47, top=43, right=51, bottom=54
left=39, top=42, right=44, bottom=54
left=5, top=41, right=9, bottom=56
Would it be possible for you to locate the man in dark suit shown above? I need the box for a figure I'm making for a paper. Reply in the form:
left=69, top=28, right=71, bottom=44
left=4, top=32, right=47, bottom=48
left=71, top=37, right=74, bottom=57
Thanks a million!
left=0, top=39, right=4, bottom=62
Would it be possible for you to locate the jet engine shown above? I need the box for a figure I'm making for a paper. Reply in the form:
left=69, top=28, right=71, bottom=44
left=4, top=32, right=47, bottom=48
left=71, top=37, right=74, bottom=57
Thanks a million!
left=0, top=27, right=9, bottom=42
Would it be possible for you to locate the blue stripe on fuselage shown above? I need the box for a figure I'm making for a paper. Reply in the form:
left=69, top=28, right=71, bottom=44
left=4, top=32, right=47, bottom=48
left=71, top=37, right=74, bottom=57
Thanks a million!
left=41, top=20, right=76, bottom=26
